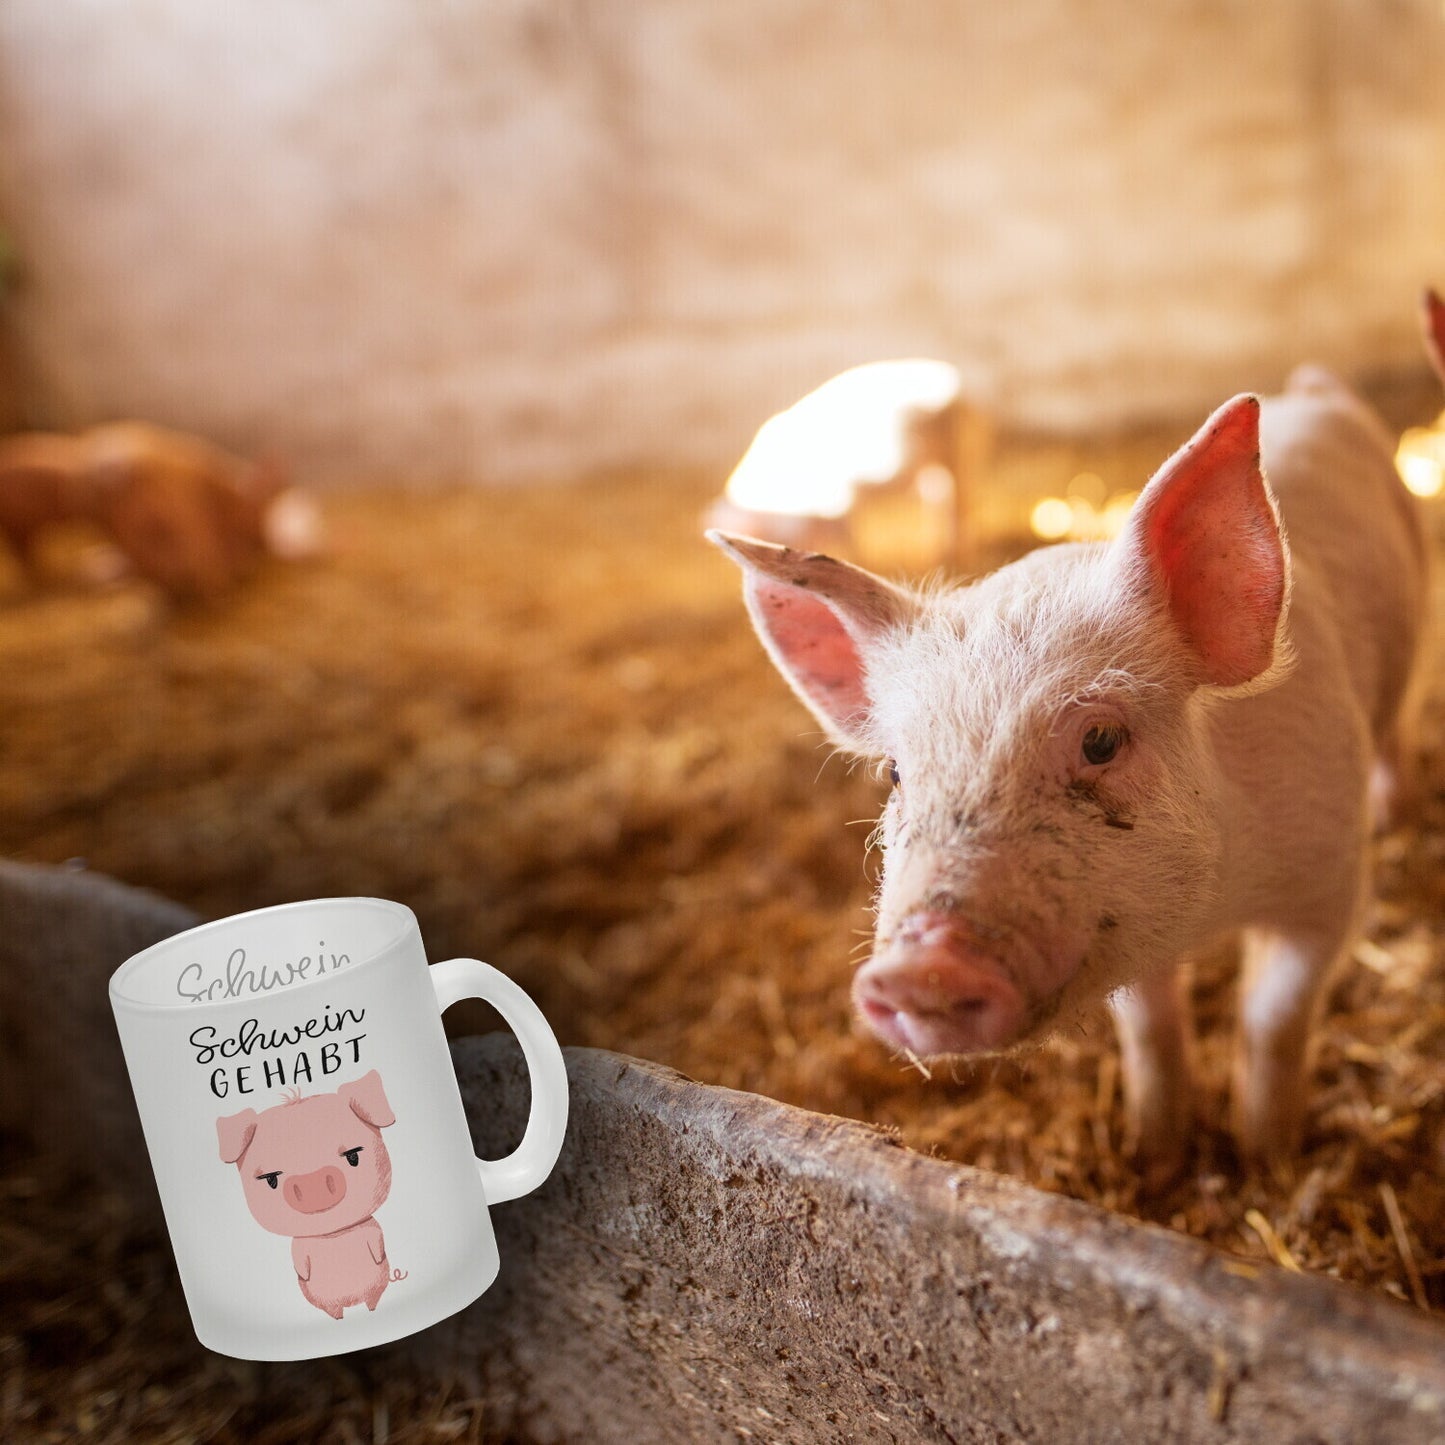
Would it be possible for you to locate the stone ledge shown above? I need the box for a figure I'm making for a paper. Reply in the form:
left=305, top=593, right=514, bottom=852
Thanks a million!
left=427, top=1034, right=1445, bottom=1445
left=0, top=858, right=199, bottom=1209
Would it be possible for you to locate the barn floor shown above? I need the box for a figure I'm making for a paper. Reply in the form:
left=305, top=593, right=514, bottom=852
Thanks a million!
left=5, top=400, right=1445, bottom=1440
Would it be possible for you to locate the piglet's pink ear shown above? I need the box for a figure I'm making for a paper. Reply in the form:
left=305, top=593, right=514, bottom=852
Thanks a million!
left=1118, top=394, right=1286, bottom=689
left=1423, top=289, right=1445, bottom=388
left=341, top=1069, right=396, bottom=1129
left=706, top=531, right=916, bottom=753
left=217, top=1109, right=259, bottom=1165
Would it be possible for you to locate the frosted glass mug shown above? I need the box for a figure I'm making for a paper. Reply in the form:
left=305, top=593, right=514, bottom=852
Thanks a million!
left=109, top=898, right=568, bottom=1361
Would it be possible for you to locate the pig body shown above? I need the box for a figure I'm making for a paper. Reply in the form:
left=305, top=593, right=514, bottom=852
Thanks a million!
left=712, top=368, right=1426, bottom=1174
left=217, top=1069, right=399, bottom=1319
left=291, top=1218, right=390, bottom=1321
left=0, top=420, right=319, bottom=599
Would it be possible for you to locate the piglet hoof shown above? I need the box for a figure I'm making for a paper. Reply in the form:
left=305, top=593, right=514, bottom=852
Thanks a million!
left=1119, top=1103, right=1192, bottom=1194
left=1120, top=1104, right=1192, bottom=1193
left=1129, top=1139, right=1190, bottom=1196
left=1237, top=1134, right=1301, bottom=1188
left=1140, top=1151, right=1187, bottom=1196
left=1233, top=1096, right=1305, bottom=1181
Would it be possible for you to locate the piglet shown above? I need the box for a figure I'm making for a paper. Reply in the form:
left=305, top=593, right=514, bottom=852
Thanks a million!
left=217, top=1070, right=402, bottom=1319
left=710, top=365, right=1426, bottom=1178
left=0, top=420, right=321, bottom=599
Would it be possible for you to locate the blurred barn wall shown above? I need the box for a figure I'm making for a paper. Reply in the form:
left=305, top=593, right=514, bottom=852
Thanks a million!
left=0, top=0, right=1443, bottom=485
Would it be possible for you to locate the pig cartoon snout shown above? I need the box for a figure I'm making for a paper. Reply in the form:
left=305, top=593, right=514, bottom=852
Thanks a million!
left=855, top=912, right=1028, bottom=1055
left=286, top=1165, right=348, bottom=1214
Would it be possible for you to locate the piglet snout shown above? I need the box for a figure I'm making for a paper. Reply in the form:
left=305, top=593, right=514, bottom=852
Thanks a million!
left=854, top=912, right=1026, bottom=1056
left=286, top=1165, right=348, bottom=1214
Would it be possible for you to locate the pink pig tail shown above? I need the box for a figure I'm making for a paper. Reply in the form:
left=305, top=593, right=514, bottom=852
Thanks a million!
left=390, top=1268, right=409, bottom=1282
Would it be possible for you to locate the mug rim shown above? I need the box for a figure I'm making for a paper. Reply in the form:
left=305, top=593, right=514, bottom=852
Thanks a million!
left=109, top=896, right=418, bottom=1015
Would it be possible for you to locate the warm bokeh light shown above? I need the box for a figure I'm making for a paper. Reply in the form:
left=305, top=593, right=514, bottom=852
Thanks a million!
left=723, top=360, right=960, bottom=519
left=1031, top=486, right=1138, bottom=542
left=1029, top=497, right=1073, bottom=539
left=1065, top=470, right=1107, bottom=507
left=1100, top=490, right=1139, bottom=537
left=1397, top=415, right=1445, bottom=499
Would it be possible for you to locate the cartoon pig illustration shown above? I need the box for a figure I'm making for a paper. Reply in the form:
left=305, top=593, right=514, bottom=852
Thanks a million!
left=217, top=1070, right=402, bottom=1319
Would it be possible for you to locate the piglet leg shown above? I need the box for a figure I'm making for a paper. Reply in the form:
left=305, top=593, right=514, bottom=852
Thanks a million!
left=1370, top=714, right=1422, bottom=834
left=1110, top=963, right=1193, bottom=1188
left=1232, top=928, right=1343, bottom=1167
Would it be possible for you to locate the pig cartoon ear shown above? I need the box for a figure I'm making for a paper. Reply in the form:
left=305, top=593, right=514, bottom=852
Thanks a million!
left=706, top=531, right=917, bottom=752
left=340, top=1069, right=396, bottom=1129
left=1422, top=289, right=1445, bottom=387
left=217, top=1109, right=259, bottom=1165
left=1118, top=394, right=1287, bottom=689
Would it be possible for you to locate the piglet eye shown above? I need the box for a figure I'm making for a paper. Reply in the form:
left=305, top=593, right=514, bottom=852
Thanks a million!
left=1081, top=724, right=1127, bottom=766
left=343, top=1148, right=363, bottom=1167
left=259, top=1171, right=281, bottom=1190
left=887, top=759, right=900, bottom=787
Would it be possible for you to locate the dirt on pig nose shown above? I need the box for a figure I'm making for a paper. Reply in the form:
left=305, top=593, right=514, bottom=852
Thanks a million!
left=854, top=911, right=1028, bottom=1056
left=286, top=1165, right=348, bottom=1214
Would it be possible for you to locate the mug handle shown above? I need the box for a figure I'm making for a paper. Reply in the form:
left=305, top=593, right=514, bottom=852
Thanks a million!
left=429, top=958, right=569, bottom=1205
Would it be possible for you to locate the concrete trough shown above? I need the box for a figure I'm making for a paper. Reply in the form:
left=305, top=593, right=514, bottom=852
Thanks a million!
left=429, top=1035, right=1445, bottom=1444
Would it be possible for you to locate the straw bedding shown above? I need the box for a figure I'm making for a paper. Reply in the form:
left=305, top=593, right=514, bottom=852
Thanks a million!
left=4, top=415, right=1445, bottom=1440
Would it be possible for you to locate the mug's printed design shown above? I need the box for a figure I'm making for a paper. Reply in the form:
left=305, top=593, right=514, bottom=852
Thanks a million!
left=113, top=898, right=569, bottom=1359
left=217, top=1069, right=406, bottom=1319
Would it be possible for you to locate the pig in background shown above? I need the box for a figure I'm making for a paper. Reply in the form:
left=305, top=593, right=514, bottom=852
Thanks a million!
left=711, top=320, right=1433, bottom=1185
left=0, top=420, right=322, bottom=601
left=217, top=1069, right=405, bottom=1320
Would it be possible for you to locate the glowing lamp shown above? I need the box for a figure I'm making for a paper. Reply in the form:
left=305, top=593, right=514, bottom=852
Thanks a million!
left=705, top=360, right=991, bottom=567
left=1396, top=415, right=1445, bottom=499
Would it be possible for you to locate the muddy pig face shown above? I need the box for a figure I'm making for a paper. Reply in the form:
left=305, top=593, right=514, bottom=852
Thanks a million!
left=710, top=396, right=1289, bottom=1059
left=217, top=1071, right=395, bottom=1237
